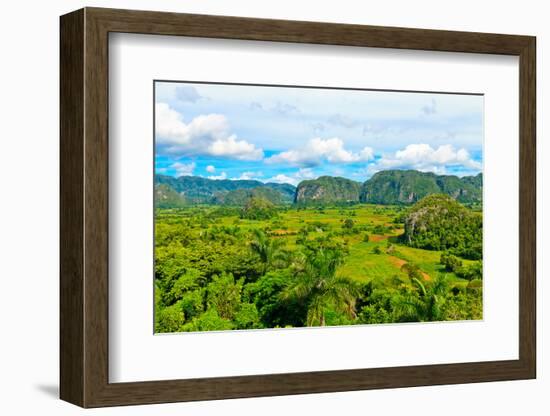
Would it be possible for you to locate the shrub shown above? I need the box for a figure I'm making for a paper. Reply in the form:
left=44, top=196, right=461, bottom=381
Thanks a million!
left=401, top=262, right=422, bottom=280
left=440, top=252, right=463, bottom=272
left=455, top=261, right=483, bottom=281
left=342, top=218, right=355, bottom=230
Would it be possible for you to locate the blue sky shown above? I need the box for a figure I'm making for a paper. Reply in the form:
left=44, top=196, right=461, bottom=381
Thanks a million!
left=154, top=81, right=483, bottom=186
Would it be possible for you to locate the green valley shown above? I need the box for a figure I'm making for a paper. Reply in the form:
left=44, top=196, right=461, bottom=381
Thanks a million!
left=154, top=172, right=483, bottom=333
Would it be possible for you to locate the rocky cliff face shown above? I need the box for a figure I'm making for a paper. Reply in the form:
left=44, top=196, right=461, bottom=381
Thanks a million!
left=294, top=176, right=361, bottom=204
left=360, top=170, right=482, bottom=205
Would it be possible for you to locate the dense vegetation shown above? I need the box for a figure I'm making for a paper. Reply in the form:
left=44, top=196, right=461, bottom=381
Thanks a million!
left=155, top=190, right=483, bottom=332
left=156, top=174, right=296, bottom=205
left=155, top=184, right=187, bottom=209
left=360, top=170, right=482, bottom=205
left=401, top=194, right=483, bottom=260
left=214, top=187, right=287, bottom=206
left=155, top=170, right=482, bottom=209
left=294, top=176, right=361, bottom=204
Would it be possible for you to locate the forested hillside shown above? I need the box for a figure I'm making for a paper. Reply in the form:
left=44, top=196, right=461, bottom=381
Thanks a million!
left=294, top=176, right=362, bottom=204
left=155, top=170, right=482, bottom=208
left=360, top=170, right=482, bottom=205
left=155, top=174, right=295, bottom=205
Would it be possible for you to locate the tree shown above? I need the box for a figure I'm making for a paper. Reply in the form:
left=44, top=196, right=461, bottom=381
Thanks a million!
left=205, top=273, right=243, bottom=319
left=400, top=262, right=423, bottom=280
left=182, top=308, right=233, bottom=332
left=283, top=248, right=359, bottom=326
left=155, top=303, right=185, bottom=333
left=244, top=269, right=306, bottom=328
left=234, top=303, right=261, bottom=329
left=249, top=229, right=286, bottom=274
left=440, top=252, right=463, bottom=272
left=342, top=218, right=355, bottom=230
left=391, top=273, right=451, bottom=322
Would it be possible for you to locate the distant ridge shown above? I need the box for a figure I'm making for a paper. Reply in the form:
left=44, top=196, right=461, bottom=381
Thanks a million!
left=294, top=176, right=362, bottom=204
left=154, top=170, right=483, bottom=208
left=155, top=174, right=295, bottom=206
left=360, top=170, right=482, bottom=205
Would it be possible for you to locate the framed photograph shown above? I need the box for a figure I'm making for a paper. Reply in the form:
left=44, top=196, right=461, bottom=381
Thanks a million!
left=60, top=7, right=536, bottom=408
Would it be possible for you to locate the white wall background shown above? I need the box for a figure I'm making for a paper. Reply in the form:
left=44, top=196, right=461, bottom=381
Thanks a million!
left=0, top=0, right=546, bottom=414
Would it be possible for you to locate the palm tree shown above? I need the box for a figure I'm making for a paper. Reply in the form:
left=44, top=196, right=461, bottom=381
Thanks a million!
left=423, top=273, right=450, bottom=321
left=283, top=248, right=359, bottom=326
left=391, top=273, right=450, bottom=322
left=249, top=229, right=286, bottom=274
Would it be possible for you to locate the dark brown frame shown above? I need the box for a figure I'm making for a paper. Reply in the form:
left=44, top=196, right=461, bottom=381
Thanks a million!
left=60, top=7, right=536, bottom=408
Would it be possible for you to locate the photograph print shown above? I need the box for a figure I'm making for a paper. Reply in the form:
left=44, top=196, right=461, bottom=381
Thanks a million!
left=154, top=81, right=483, bottom=334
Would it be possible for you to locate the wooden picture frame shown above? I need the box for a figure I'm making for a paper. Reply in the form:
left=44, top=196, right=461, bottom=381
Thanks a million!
left=60, top=7, right=536, bottom=408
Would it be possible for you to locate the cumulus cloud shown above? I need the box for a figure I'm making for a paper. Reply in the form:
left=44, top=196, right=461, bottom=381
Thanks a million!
left=264, top=168, right=316, bottom=186
left=175, top=86, right=203, bottom=103
left=208, top=171, right=227, bottom=180
left=170, top=161, right=196, bottom=177
left=156, top=103, right=263, bottom=160
left=368, top=143, right=481, bottom=175
left=206, top=165, right=216, bottom=173
left=266, top=137, right=374, bottom=167
left=236, top=171, right=263, bottom=180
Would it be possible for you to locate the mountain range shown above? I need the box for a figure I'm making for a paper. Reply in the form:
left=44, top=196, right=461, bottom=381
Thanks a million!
left=155, top=175, right=295, bottom=205
left=155, top=169, right=482, bottom=207
left=360, top=170, right=482, bottom=204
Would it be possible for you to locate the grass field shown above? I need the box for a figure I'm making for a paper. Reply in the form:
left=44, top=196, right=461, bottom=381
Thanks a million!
left=154, top=202, right=483, bottom=332
left=157, top=204, right=472, bottom=288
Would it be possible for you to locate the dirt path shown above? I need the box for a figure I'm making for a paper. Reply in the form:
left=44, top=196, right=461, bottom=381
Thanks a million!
left=388, top=256, right=431, bottom=281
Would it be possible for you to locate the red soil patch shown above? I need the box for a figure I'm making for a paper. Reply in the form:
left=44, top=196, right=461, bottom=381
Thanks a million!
left=369, top=234, right=388, bottom=242
left=389, top=256, right=407, bottom=268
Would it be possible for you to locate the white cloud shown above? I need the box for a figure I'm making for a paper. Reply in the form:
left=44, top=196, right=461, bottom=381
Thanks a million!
left=236, top=171, right=263, bottom=180
left=156, top=103, right=263, bottom=160
left=264, top=168, right=316, bottom=186
left=170, top=161, right=196, bottom=177
left=368, top=143, right=481, bottom=175
left=266, top=174, right=297, bottom=185
left=208, top=171, right=227, bottom=180
left=266, top=137, right=374, bottom=167
left=359, top=147, right=375, bottom=161
left=206, top=165, right=216, bottom=173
